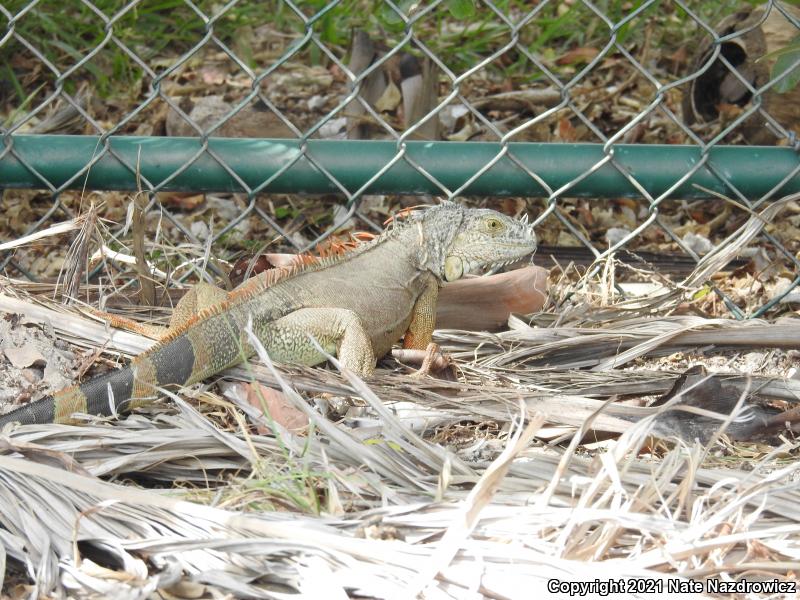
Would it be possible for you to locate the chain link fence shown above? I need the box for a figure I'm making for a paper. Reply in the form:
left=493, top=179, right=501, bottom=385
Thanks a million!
left=2, top=0, right=800, bottom=317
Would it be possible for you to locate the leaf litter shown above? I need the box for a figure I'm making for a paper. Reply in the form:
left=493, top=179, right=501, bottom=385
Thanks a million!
left=2, top=209, right=800, bottom=596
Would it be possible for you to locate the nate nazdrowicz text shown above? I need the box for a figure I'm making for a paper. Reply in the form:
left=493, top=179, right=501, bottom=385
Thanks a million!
left=547, top=577, right=795, bottom=596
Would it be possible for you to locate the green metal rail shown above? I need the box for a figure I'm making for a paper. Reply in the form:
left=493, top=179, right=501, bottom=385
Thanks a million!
left=1, top=135, right=799, bottom=199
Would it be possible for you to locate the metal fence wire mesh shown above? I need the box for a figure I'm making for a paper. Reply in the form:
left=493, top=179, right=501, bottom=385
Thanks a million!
left=2, top=0, right=800, bottom=318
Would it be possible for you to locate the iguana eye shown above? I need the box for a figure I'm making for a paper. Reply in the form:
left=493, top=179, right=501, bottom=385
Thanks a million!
left=486, top=218, right=504, bottom=232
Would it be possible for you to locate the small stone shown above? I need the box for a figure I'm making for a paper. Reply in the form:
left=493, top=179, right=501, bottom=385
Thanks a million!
left=319, top=116, right=347, bottom=139
left=740, top=351, right=766, bottom=374
left=189, top=220, right=210, bottom=241
left=307, top=95, right=326, bottom=111
left=21, top=368, right=42, bottom=383
left=605, top=227, right=632, bottom=247
left=682, top=232, right=713, bottom=255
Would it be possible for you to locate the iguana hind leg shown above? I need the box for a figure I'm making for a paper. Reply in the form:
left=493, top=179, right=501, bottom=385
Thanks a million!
left=169, top=282, right=228, bottom=329
left=88, top=309, right=167, bottom=340
left=261, top=307, right=376, bottom=377
left=88, top=282, right=229, bottom=340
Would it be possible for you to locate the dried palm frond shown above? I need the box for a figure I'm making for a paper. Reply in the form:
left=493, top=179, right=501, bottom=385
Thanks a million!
left=2, top=395, right=800, bottom=598
left=3, top=249, right=800, bottom=597
left=437, top=314, right=800, bottom=370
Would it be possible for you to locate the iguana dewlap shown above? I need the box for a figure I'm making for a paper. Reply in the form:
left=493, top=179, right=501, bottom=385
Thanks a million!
left=0, top=202, right=537, bottom=426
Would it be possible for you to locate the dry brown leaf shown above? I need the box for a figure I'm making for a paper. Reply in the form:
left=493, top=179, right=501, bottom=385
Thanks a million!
left=717, top=102, right=745, bottom=120
left=199, top=67, right=227, bottom=86
left=247, top=383, right=309, bottom=434
left=556, top=46, right=600, bottom=65
left=3, top=345, right=46, bottom=369
left=557, top=117, right=577, bottom=141
left=157, top=193, right=205, bottom=211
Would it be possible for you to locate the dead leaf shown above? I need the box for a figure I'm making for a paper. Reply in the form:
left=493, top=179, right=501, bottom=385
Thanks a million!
left=575, top=202, right=595, bottom=226
left=717, top=102, right=744, bottom=120
left=614, top=198, right=637, bottom=212
left=157, top=193, right=206, bottom=211
left=500, top=199, right=526, bottom=216
left=0, top=438, right=93, bottom=476
left=200, top=67, right=227, bottom=86
left=746, top=539, right=776, bottom=561
left=247, top=383, right=309, bottom=434
left=4, top=345, right=46, bottom=369
left=556, top=47, right=600, bottom=65
left=667, top=46, right=688, bottom=69
left=557, top=117, right=577, bottom=141
left=375, top=80, right=402, bottom=112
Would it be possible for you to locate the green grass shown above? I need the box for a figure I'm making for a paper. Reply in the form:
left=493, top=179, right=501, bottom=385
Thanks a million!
left=1, top=0, right=755, bottom=112
left=2, top=0, right=271, bottom=101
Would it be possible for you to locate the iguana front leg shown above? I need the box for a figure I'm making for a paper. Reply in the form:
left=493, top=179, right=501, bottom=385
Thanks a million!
left=261, top=307, right=376, bottom=377
left=402, top=277, right=452, bottom=377
left=403, top=276, right=439, bottom=350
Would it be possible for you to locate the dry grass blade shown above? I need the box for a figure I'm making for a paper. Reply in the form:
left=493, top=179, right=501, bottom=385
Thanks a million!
left=410, top=408, right=544, bottom=597
left=0, top=219, right=83, bottom=252
left=681, top=191, right=800, bottom=290
left=0, top=454, right=427, bottom=598
left=58, top=201, right=99, bottom=305
left=0, top=292, right=148, bottom=357
left=2, top=422, right=798, bottom=597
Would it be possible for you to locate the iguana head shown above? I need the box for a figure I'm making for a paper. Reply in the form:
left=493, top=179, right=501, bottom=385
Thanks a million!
left=412, top=202, right=537, bottom=282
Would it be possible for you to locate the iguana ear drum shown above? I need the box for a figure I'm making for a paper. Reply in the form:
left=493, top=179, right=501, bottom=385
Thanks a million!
left=444, top=255, right=463, bottom=281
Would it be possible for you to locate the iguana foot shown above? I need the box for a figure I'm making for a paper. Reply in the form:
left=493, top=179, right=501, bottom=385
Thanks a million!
left=87, top=281, right=230, bottom=341
left=395, top=343, right=454, bottom=379
left=87, top=308, right=167, bottom=339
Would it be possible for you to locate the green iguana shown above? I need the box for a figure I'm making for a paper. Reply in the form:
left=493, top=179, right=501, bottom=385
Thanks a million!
left=0, top=202, right=536, bottom=426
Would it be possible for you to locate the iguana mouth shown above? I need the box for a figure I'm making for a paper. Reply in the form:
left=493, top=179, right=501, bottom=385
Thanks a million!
left=465, top=255, right=532, bottom=276
left=462, top=239, right=538, bottom=275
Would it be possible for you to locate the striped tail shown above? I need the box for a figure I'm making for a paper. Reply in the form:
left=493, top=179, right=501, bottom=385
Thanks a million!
left=0, top=368, right=136, bottom=426
left=0, top=305, right=256, bottom=426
